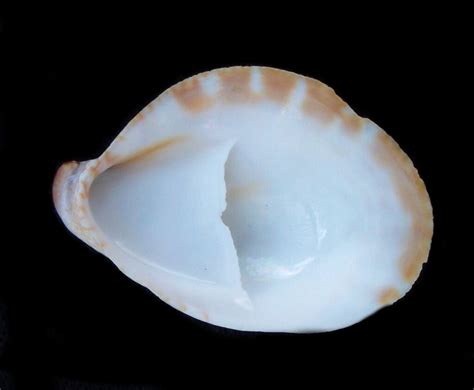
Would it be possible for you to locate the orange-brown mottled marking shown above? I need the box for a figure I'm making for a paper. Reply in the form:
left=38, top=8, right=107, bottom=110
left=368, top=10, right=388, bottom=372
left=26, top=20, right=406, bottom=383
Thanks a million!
left=172, top=77, right=213, bottom=112
left=302, top=79, right=338, bottom=123
left=79, top=182, right=88, bottom=196
left=372, top=130, right=433, bottom=283
left=88, top=161, right=101, bottom=176
left=117, top=135, right=187, bottom=166
left=52, top=161, right=79, bottom=208
left=203, top=312, right=209, bottom=322
left=342, top=112, right=364, bottom=133
left=378, top=287, right=401, bottom=306
left=262, top=68, right=297, bottom=102
left=317, top=83, right=346, bottom=113
left=129, top=111, right=145, bottom=126
left=103, top=150, right=115, bottom=164
left=178, top=303, right=187, bottom=312
left=302, top=78, right=364, bottom=133
left=218, top=67, right=253, bottom=101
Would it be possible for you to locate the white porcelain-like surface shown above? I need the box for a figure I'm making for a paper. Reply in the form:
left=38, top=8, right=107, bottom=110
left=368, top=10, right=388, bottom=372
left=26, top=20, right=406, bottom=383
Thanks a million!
left=53, top=67, right=433, bottom=332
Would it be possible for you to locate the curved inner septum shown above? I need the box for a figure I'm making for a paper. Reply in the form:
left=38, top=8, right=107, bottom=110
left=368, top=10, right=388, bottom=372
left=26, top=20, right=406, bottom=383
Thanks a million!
left=222, top=190, right=322, bottom=283
left=89, top=136, right=324, bottom=303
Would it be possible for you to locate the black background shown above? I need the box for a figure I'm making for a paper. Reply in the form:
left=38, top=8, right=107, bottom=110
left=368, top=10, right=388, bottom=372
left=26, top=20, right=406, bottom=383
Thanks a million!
left=0, top=9, right=471, bottom=389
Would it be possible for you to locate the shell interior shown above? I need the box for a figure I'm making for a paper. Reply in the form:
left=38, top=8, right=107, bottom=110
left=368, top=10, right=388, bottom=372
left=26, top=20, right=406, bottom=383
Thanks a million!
left=53, top=67, right=433, bottom=332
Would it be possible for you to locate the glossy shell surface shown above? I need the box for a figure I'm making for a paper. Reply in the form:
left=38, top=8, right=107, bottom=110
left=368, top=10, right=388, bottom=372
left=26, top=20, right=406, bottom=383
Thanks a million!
left=53, top=66, right=433, bottom=332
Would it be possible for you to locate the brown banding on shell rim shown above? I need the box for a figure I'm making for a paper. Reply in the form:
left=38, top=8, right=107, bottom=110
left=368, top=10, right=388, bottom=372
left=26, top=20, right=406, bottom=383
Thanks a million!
left=53, top=66, right=433, bottom=292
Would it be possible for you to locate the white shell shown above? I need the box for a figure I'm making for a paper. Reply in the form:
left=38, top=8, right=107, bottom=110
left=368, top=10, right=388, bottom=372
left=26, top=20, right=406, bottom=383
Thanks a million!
left=53, top=66, right=433, bottom=332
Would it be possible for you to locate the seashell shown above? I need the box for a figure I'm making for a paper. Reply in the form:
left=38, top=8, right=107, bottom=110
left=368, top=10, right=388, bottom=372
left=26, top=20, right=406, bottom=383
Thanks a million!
left=53, top=66, right=433, bottom=332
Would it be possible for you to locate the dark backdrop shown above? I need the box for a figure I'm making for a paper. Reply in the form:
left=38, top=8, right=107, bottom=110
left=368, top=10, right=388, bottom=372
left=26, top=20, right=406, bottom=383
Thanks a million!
left=0, top=10, right=470, bottom=389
